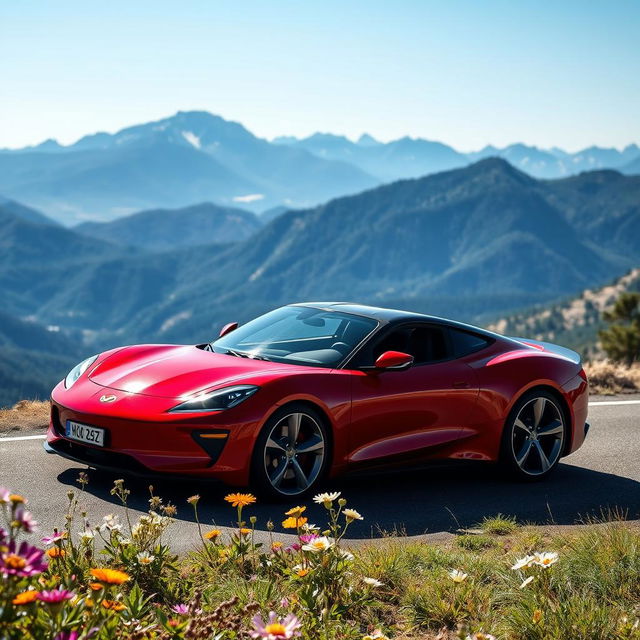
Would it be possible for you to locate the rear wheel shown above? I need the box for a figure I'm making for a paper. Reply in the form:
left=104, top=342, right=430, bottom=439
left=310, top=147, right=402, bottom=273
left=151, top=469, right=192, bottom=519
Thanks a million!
left=501, top=390, right=566, bottom=480
left=251, top=403, right=329, bottom=500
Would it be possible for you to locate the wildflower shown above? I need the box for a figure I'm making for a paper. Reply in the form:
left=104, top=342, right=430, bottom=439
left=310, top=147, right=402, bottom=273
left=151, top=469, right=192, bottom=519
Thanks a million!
left=90, top=567, right=130, bottom=585
left=0, top=487, right=10, bottom=504
left=532, top=609, right=543, bottom=624
left=101, top=599, right=126, bottom=611
left=313, top=491, right=341, bottom=508
left=449, top=569, right=468, bottom=583
left=239, top=527, right=252, bottom=536
left=293, top=564, right=310, bottom=577
left=302, top=536, right=334, bottom=552
left=343, top=508, right=363, bottom=522
left=37, top=588, right=75, bottom=604
left=363, top=577, right=384, bottom=588
left=204, top=529, right=221, bottom=541
left=466, top=634, right=496, bottom=640
left=282, top=516, right=308, bottom=529
left=511, top=554, right=535, bottom=570
left=280, top=596, right=289, bottom=608
left=46, top=547, right=66, bottom=559
left=299, top=533, right=319, bottom=545
left=12, top=589, right=39, bottom=605
left=532, top=551, right=559, bottom=568
left=520, top=575, right=535, bottom=589
left=54, top=633, right=80, bottom=640
left=285, top=543, right=301, bottom=552
left=251, top=611, right=301, bottom=639
left=78, top=530, right=95, bottom=542
left=136, top=551, right=155, bottom=565
left=162, top=504, right=177, bottom=517
left=88, top=583, right=103, bottom=591
left=13, top=506, right=37, bottom=533
left=172, top=603, right=189, bottom=614
left=285, top=506, right=306, bottom=518
left=340, top=549, right=355, bottom=561
left=271, top=541, right=284, bottom=552
left=100, top=514, right=122, bottom=532
left=0, top=540, right=48, bottom=577
left=224, top=493, right=256, bottom=508
left=187, top=494, right=200, bottom=505
left=42, top=531, right=67, bottom=546
left=363, top=633, right=390, bottom=640
left=9, top=493, right=25, bottom=504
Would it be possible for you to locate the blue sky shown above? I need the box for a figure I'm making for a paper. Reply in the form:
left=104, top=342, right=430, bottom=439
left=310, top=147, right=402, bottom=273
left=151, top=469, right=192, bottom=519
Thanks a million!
left=1, top=1, right=638, bottom=151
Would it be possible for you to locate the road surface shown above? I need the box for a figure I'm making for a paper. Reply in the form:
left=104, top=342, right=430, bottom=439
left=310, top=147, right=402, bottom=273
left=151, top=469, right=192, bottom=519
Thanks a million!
left=1, top=396, right=638, bottom=553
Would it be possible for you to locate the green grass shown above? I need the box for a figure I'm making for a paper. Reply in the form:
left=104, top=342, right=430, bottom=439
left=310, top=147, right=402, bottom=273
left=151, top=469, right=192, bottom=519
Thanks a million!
left=480, top=514, right=519, bottom=536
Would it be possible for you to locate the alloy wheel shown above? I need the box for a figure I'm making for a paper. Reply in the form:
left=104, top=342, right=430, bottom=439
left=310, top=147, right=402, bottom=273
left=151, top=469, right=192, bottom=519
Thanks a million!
left=511, top=396, right=565, bottom=476
left=263, top=411, right=326, bottom=496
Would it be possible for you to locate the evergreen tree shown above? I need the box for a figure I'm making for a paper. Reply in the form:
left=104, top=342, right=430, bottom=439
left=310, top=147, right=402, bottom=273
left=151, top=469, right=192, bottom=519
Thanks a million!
left=599, top=292, right=640, bottom=365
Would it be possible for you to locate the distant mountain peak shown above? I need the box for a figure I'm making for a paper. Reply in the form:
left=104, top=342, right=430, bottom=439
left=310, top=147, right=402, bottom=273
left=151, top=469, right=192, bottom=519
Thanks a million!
left=357, top=133, right=380, bottom=147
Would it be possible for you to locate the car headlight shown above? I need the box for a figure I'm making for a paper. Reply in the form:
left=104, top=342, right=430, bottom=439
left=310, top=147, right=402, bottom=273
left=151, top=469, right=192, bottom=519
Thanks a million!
left=64, top=354, right=99, bottom=389
left=169, top=385, right=259, bottom=413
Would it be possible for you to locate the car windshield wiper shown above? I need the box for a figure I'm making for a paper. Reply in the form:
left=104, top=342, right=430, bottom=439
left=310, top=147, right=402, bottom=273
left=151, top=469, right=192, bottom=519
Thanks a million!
left=225, top=348, right=271, bottom=361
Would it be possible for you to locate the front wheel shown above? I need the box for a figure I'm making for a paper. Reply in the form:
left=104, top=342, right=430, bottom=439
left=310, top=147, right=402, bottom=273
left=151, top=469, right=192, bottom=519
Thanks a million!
left=501, top=390, right=567, bottom=480
left=251, top=403, right=330, bottom=500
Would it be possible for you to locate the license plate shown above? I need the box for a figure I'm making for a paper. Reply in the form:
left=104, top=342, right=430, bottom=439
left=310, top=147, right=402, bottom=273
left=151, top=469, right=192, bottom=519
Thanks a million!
left=65, top=420, right=105, bottom=447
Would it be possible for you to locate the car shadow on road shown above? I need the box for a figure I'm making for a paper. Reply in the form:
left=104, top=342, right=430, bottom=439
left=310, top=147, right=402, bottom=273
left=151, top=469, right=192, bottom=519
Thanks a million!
left=55, top=460, right=640, bottom=538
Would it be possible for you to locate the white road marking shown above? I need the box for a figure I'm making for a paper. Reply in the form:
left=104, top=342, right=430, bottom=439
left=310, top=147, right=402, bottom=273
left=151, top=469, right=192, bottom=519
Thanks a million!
left=588, top=400, right=640, bottom=407
left=0, top=399, right=637, bottom=443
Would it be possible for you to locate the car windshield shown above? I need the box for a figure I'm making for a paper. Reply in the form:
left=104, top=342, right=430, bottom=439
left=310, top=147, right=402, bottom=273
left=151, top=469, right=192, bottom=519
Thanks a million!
left=210, top=306, right=378, bottom=368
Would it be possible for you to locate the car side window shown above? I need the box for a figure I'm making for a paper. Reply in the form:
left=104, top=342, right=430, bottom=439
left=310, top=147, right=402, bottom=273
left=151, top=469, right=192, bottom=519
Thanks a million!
left=367, top=324, right=452, bottom=366
left=449, top=328, right=491, bottom=357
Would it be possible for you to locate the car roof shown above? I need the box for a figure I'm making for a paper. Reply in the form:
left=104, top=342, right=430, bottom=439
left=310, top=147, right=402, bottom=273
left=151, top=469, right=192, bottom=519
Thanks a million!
left=290, top=301, right=499, bottom=338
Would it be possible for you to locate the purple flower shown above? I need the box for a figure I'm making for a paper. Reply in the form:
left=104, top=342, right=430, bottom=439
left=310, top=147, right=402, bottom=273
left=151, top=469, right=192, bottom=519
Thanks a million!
left=251, top=612, right=301, bottom=639
left=54, top=633, right=79, bottom=640
left=14, top=506, right=38, bottom=533
left=0, top=527, right=7, bottom=544
left=0, top=539, right=48, bottom=577
left=299, top=533, right=319, bottom=544
left=285, top=543, right=301, bottom=553
left=37, top=588, right=76, bottom=604
left=171, top=603, right=189, bottom=615
left=42, top=530, right=67, bottom=546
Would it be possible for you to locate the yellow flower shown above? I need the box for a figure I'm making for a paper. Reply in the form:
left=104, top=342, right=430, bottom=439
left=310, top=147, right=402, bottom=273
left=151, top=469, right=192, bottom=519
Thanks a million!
left=285, top=505, right=306, bottom=518
left=532, top=609, right=543, bottom=624
left=46, top=547, right=66, bottom=558
left=448, top=569, right=468, bottom=583
left=90, top=568, right=130, bottom=585
left=224, top=493, right=256, bottom=508
left=239, top=527, right=252, bottom=536
left=9, top=494, right=25, bottom=504
left=271, top=541, right=283, bottom=551
left=282, top=516, right=308, bottom=529
left=101, top=599, right=126, bottom=611
left=88, top=582, right=103, bottom=591
left=12, top=590, right=39, bottom=605
left=204, top=529, right=221, bottom=540
left=187, top=494, right=200, bottom=505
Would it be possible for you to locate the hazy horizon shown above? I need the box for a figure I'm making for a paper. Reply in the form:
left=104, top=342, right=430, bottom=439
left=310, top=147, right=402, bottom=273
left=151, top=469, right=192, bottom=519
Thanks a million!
left=1, top=1, right=638, bottom=152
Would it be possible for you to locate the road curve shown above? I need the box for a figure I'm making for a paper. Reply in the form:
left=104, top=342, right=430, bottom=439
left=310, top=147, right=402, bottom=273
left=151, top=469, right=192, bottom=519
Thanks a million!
left=1, top=396, right=639, bottom=554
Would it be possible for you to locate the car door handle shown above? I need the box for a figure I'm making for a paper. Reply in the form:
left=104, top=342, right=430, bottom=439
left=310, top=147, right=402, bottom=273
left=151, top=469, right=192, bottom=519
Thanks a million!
left=453, top=381, right=470, bottom=389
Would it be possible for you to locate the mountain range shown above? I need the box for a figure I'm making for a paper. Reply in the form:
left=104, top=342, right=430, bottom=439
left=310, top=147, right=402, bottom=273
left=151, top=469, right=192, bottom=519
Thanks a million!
left=1, top=157, right=639, bottom=405
left=1, top=110, right=638, bottom=225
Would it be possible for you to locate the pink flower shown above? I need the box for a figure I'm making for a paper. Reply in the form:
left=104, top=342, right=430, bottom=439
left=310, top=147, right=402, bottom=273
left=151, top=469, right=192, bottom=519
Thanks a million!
left=251, top=611, right=301, bottom=639
left=14, top=506, right=38, bottom=533
left=171, top=603, right=189, bottom=615
left=41, top=530, right=66, bottom=546
left=37, top=588, right=76, bottom=604
left=0, top=487, right=10, bottom=504
left=285, top=543, right=301, bottom=553
left=299, top=533, right=319, bottom=544
left=54, top=633, right=79, bottom=640
left=0, top=540, right=48, bottom=577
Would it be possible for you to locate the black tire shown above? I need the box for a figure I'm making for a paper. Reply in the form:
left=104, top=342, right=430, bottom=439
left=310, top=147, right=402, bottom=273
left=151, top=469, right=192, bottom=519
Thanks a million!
left=500, top=389, right=567, bottom=481
left=250, top=403, right=331, bottom=501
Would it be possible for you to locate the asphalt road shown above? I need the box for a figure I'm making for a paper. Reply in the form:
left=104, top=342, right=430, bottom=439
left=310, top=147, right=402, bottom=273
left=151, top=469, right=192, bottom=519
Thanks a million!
left=1, top=396, right=638, bottom=553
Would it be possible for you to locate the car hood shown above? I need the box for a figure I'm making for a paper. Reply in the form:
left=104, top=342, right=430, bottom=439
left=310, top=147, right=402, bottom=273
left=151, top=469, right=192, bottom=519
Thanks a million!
left=88, top=344, right=306, bottom=398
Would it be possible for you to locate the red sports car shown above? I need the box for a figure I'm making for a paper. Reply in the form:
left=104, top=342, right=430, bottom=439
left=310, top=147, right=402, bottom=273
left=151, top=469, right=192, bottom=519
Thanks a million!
left=46, top=303, right=589, bottom=498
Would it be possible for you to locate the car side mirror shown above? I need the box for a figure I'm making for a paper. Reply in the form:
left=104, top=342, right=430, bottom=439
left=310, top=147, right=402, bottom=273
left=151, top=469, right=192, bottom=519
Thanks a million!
left=219, top=322, right=238, bottom=338
left=374, top=350, right=414, bottom=371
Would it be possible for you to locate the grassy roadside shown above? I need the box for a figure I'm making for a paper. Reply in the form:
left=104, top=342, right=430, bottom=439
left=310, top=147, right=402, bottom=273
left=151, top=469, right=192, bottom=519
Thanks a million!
left=1, top=481, right=639, bottom=639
